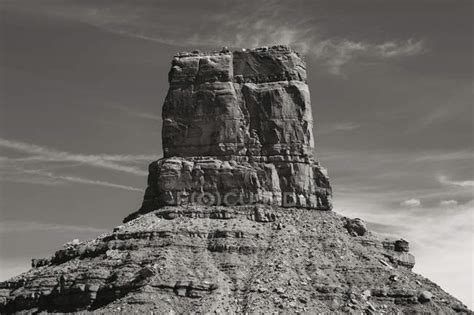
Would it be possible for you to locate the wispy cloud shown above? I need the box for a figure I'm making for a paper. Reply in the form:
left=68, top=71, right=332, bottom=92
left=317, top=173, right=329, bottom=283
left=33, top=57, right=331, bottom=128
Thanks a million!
left=0, top=138, right=152, bottom=176
left=131, top=112, right=161, bottom=121
left=99, top=14, right=425, bottom=76
left=438, top=175, right=474, bottom=187
left=106, top=23, right=425, bottom=75
left=0, top=138, right=153, bottom=191
left=337, top=195, right=474, bottom=308
left=20, top=169, right=143, bottom=192
left=312, top=39, right=425, bottom=75
left=374, top=40, right=425, bottom=58
left=415, top=151, right=473, bottom=162
left=400, top=198, right=421, bottom=207
left=440, top=199, right=458, bottom=207
left=102, top=104, right=161, bottom=122
left=322, top=122, right=360, bottom=133
left=7, top=1, right=425, bottom=76
left=418, top=106, right=455, bottom=129
left=0, top=220, right=109, bottom=234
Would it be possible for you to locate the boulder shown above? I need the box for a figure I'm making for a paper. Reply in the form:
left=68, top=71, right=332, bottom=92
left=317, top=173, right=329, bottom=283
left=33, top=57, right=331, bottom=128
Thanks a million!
left=31, top=258, right=51, bottom=268
left=418, top=290, right=433, bottom=303
left=344, top=218, right=368, bottom=236
left=387, top=252, right=416, bottom=269
left=251, top=206, right=276, bottom=222
left=394, top=239, right=409, bottom=252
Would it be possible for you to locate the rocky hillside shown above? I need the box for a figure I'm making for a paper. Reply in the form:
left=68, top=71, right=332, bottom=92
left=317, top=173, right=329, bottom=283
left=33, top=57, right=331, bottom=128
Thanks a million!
left=0, top=46, right=470, bottom=313
left=0, top=205, right=470, bottom=313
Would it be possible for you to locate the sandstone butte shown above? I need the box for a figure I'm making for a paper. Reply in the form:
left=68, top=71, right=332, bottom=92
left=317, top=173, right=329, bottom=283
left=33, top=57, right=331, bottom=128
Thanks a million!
left=0, top=46, right=471, bottom=314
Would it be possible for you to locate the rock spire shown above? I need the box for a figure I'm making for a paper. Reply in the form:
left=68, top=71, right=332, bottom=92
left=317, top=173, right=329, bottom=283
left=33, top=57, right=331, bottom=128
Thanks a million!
left=1, top=47, right=469, bottom=314
left=127, top=45, right=332, bottom=222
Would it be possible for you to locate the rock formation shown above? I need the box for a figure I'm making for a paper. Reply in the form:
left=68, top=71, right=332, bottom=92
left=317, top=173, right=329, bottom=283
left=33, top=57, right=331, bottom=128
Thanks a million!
left=126, top=46, right=331, bottom=222
left=0, top=46, right=470, bottom=314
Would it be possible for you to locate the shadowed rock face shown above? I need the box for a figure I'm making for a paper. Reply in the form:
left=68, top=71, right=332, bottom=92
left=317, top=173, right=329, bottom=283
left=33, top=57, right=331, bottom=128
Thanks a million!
left=128, top=46, right=332, bottom=220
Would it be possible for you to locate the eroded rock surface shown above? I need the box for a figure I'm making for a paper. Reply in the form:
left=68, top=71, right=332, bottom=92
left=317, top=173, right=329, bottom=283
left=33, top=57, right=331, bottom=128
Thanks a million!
left=1, top=207, right=469, bottom=314
left=130, top=46, right=331, bottom=219
left=1, top=46, right=470, bottom=314
left=163, top=46, right=311, bottom=157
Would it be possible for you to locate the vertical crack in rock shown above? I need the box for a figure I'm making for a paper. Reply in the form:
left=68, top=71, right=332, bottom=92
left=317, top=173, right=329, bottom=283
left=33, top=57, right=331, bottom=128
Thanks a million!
left=127, top=45, right=332, bottom=222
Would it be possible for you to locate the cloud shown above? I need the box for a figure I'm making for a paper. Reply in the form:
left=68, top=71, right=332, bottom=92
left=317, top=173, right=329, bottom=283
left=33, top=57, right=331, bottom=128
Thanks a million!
left=337, top=197, right=474, bottom=308
left=101, top=11, right=425, bottom=76
left=131, top=112, right=161, bottom=121
left=322, top=122, right=360, bottom=133
left=0, top=138, right=152, bottom=191
left=440, top=200, right=458, bottom=207
left=312, top=40, right=367, bottom=75
left=0, top=138, right=152, bottom=176
left=20, top=169, right=143, bottom=192
left=105, top=20, right=425, bottom=75
left=417, top=106, right=454, bottom=129
left=103, top=104, right=161, bottom=122
left=5, top=1, right=425, bottom=76
left=400, top=198, right=421, bottom=207
left=438, top=175, right=474, bottom=187
left=312, top=39, right=425, bottom=75
left=0, top=220, right=109, bottom=234
left=374, top=39, right=425, bottom=58
left=415, top=151, right=473, bottom=162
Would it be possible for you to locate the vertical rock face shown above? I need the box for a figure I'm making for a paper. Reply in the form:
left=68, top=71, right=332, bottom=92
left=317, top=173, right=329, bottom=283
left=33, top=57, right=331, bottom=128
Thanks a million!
left=162, top=46, right=311, bottom=157
left=129, top=46, right=331, bottom=221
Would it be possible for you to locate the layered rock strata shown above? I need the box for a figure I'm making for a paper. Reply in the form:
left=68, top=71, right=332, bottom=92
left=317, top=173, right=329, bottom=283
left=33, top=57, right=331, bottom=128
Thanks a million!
left=130, top=46, right=332, bottom=220
left=0, top=46, right=471, bottom=314
left=0, top=206, right=469, bottom=313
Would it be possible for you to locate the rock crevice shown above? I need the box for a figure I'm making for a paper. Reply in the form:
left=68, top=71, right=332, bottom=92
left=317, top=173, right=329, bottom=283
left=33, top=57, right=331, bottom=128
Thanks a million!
left=130, top=46, right=331, bottom=220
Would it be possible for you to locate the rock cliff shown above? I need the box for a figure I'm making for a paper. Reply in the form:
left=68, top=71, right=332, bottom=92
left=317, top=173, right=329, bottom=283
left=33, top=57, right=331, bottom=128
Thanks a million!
left=127, top=46, right=332, bottom=222
left=0, top=46, right=470, bottom=314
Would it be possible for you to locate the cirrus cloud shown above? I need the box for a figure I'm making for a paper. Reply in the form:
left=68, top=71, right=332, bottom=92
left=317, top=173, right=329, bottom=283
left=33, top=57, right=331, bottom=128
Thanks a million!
left=400, top=198, right=421, bottom=207
left=3, top=0, right=426, bottom=76
left=440, top=200, right=458, bottom=207
left=438, top=175, right=474, bottom=187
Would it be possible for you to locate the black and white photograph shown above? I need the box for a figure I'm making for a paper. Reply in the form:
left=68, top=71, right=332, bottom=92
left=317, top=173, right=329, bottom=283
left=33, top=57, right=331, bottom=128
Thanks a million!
left=0, top=0, right=472, bottom=313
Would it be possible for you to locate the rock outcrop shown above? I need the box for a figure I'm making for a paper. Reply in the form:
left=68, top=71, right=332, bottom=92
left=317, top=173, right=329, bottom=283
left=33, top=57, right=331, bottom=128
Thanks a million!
left=127, top=46, right=331, bottom=222
left=163, top=46, right=310, bottom=157
left=0, top=46, right=470, bottom=314
left=0, top=207, right=470, bottom=313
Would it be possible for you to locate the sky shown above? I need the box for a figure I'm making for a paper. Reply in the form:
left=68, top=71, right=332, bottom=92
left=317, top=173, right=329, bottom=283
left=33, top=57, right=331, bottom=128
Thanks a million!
left=1, top=0, right=473, bottom=308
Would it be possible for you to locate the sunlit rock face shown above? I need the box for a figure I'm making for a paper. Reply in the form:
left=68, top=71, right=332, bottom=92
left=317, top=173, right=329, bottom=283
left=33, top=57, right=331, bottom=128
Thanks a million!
left=128, top=46, right=332, bottom=221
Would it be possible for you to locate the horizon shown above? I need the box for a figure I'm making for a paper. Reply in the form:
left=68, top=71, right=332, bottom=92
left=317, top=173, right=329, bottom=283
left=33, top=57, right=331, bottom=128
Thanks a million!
left=1, top=0, right=473, bottom=308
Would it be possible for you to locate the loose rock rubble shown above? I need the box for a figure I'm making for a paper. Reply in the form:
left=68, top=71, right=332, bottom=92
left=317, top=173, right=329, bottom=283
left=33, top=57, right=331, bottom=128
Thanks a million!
left=0, top=207, right=470, bottom=313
